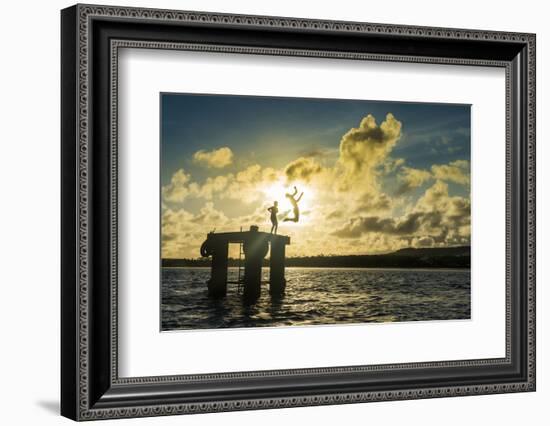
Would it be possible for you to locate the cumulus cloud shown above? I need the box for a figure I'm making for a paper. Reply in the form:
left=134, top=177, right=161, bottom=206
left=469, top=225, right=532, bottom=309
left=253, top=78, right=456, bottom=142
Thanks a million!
left=161, top=200, right=285, bottom=258
left=161, top=112, right=470, bottom=258
left=195, top=175, right=230, bottom=200
left=416, top=180, right=455, bottom=211
left=284, top=157, right=323, bottom=183
left=162, top=169, right=192, bottom=203
left=193, top=146, right=233, bottom=168
left=162, top=202, right=244, bottom=258
left=338, top=113, right=402, bottom=188
left=190, top=201, right=229, bottom=225
left=332, top=211, right=442, bottom=239
left=396, top=167, right=432, bottom=195
left=162, top=172, right=229, bottom=204
left=353, top=192, right=393, bottom=214
left=162, top=163, right=281, bottom=206
left=431, top=160, right=470, bottom=185
left=332, top=179, right=470, bottom=247
left=383, top=157, right=405, bottom=174
left=224, top=164, right=280, bottom=203
left=235, top=164, right=262, bottom=183
left=394, top=160, right=470, bottom=195
left=162, top=207, right=201, bottom=258
left=410, top=180, right=470, bottom=240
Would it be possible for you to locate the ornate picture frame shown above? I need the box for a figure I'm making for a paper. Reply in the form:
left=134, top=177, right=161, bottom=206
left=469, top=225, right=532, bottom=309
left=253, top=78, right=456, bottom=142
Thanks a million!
left=61, top=4, right=535, bottom=421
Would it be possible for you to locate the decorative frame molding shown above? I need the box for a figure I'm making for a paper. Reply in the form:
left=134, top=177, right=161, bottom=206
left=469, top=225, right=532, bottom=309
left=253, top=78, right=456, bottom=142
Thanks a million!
left=61, top=4, right=535, bottom=421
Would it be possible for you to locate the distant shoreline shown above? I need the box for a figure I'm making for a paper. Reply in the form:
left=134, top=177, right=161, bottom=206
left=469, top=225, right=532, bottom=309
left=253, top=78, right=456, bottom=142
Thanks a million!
left=162, top=246, right=471, bottom=269
left=162, top=266, right=470, bottom=272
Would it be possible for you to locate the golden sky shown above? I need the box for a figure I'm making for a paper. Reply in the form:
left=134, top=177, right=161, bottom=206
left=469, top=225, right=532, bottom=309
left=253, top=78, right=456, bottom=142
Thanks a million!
left=161, top=95, right=471, bottom=259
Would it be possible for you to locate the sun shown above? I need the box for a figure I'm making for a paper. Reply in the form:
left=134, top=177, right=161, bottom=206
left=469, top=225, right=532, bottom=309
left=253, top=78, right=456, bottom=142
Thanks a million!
left=261, top=181, right=315, bottom=225
left=261, top=181, right=287, bottom=204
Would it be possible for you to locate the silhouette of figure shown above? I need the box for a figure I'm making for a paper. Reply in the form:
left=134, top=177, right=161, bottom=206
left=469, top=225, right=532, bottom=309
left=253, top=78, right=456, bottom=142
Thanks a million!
left=283, top=186, right=303, bottom=223
left=267, top=201, right=279, bottom=234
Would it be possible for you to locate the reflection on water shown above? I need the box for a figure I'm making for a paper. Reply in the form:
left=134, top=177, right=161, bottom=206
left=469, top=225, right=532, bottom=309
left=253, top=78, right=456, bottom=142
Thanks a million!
left=161, top=267, right=470, bottom=331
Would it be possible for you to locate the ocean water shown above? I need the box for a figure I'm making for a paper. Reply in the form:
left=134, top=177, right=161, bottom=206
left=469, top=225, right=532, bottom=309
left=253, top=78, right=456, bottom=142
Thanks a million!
left=161, top=267, right=470, bottom=331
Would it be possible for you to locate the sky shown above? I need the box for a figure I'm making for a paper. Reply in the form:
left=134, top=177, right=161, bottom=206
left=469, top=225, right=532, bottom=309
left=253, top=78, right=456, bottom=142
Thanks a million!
left=161, top=93, right=471, bottom=259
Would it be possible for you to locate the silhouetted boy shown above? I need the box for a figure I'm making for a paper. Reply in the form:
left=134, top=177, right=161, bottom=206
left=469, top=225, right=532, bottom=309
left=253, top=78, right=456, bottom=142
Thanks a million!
left=268, top=201, right=279, bottom=234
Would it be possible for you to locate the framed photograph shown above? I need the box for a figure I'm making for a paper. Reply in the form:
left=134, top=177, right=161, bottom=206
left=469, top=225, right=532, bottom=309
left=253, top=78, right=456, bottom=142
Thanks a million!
left=61, top=4, right=536, bottom=421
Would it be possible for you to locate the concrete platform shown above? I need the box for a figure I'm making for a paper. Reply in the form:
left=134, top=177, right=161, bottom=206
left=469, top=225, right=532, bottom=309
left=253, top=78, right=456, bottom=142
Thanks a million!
left=200, top=226, right=290, bottom=301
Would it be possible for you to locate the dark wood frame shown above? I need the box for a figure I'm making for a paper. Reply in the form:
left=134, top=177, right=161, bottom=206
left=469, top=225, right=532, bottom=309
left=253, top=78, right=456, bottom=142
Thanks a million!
left=61, top=4, right=536, bottom=421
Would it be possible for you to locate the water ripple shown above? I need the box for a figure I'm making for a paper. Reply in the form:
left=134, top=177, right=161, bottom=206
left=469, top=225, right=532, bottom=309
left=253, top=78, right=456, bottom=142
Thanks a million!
left=161, top=267, right=470, bottom=330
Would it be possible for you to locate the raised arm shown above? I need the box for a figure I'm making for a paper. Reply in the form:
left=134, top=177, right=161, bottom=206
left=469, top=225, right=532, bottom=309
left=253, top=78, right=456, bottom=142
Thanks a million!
left=296, top=192, right=304, bottom=202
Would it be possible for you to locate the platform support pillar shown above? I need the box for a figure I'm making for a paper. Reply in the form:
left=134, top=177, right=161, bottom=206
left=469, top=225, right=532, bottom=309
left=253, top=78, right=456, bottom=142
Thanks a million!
left=242, top=234, right=269, bottom=302
left=207, top=242, right=228, bottom=298
left=269, top=239, right=286, bottom=296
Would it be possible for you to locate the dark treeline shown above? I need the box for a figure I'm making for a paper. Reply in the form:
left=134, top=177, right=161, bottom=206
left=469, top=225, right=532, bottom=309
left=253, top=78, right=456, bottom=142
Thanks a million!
left=162, top=246, right=470, bottom=269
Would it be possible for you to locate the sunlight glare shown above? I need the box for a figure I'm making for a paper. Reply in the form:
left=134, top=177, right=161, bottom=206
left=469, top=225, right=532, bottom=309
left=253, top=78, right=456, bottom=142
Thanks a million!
left=261, top=181, right=315, bottom=226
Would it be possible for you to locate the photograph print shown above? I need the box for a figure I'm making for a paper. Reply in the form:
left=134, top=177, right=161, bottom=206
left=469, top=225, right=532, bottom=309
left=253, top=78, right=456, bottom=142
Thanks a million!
left=160, top=94, right=471, bottom=331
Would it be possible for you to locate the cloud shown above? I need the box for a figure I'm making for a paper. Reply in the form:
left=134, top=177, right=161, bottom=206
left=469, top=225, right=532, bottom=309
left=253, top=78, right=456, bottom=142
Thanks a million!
left=332, top=211, right=442, bottom=239
left=338, top=113, right=402, bottom=186
left=161, top=169, right=192, bottom=203
left=431, top=159, right=469, bottom=185
left=415, top=180, right=453, bottom=211
left=327, top=209, right=344, bottom=220
left=195, top=175, right=231, bottom=200
left=395, top=167, right=432, bottom=194
left=161, top=112, right=470, bottom=257
left=412, top=180, right=471, bottom=238
left=353, top=193, right=393, bottom=214
left=394, top=160, right=470, bottom=195
left=284, top=157, right=323, bottom=183
left=235, top=164, right=262, bottom=183
left=190, top=201, right=229, bottom=225
left=316, top=113, right=403, bottom=216
left=162, top=163, right=281, bottom=206
left=332, top=179, right=470, bottom=247
left=161, top=207, right=202, bottom=258
left=224, top=164, right=280, bottom=203
left=193, top=146, right=233, bottom=168
left=383, top=157, right=405, bottom=174
left=161, top=200, right=286, bottom=258
left=412, top=236, right=435, bottom=248
left=162, top=172, right=231, bottom=204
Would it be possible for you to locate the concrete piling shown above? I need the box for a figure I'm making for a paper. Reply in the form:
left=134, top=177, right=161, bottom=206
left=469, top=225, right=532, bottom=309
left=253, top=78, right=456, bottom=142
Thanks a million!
left=200, top=226, right=290, bottom=301
left=269, top=238, right=286, bottom=296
